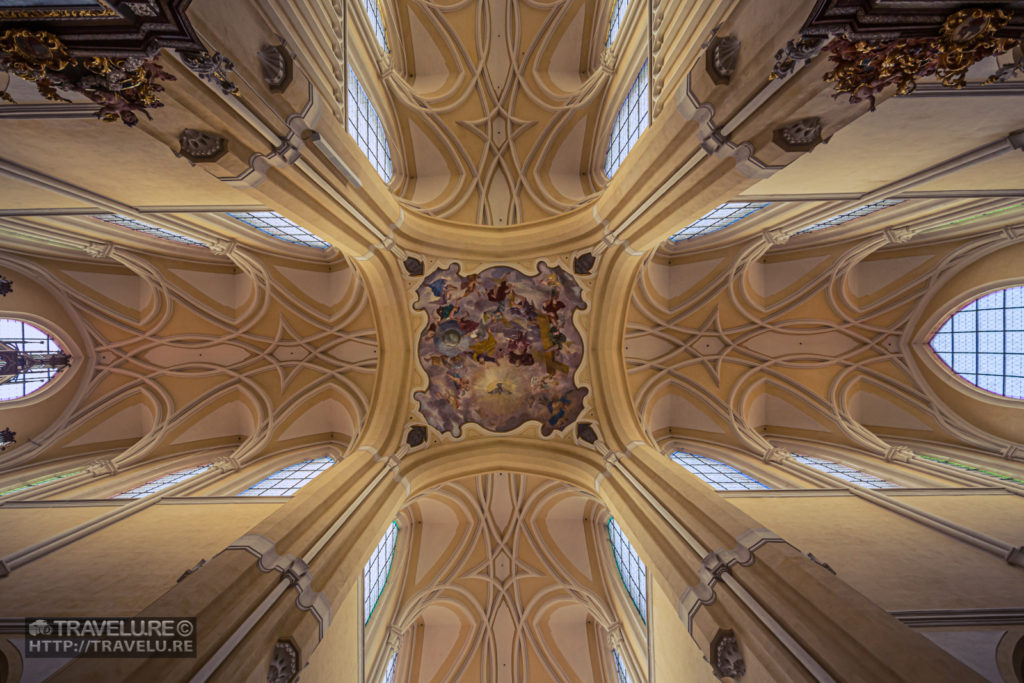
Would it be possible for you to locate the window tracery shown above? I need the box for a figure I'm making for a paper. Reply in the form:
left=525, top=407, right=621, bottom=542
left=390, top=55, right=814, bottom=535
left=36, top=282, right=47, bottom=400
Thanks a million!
left=227, top=211, right=330, bottom=249
left=364, top=521, right=398, bottom=623
left=796, top=199, right=904, bottom=235
left=668, top=201, right=769, bottom=242
left=380, top=651, right=398, bottom=683
left=606, top=518, right=647, bottom=622
left=0, top=319, right=71, bottom=401
left=793, top=455, right=899, bottom=489
left=238, top=457, right=334, bottom=497
left=612, top=648, right=632, bottom=683
left=604, top=61, right=648, bottom=179
left=361, top=0, right=389, bottom=52
left=606, top=0, right=629, bottom=46
left=670, top=451, right=768, bottom=490
left=347, top=67, right=393, bottom=182
left=113, top=464, right=211, bottom=499
left=928, top=285, right=1024, bottom=399
left=94, top=214, right=203, bottom=246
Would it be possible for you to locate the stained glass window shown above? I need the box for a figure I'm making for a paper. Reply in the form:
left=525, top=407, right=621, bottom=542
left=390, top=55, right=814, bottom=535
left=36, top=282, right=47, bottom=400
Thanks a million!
left=381, top=652, right=398, bottom=683
left=361, top=0, right=389, bottom=52
left=612, top=649, right=632, bottom=683
left=347, top=66, right=394, bottom=182
left=227, top=211, right=330, bottom=249
left=606, top=0, right=629, bottom=46
left=364, top=521, right=399, bottom=622
left=797, top=199, right=904, bottom=235
left=238, top=457, right=334, bottom=497
left=0, top=319, right=70, bottom=401
left=918, top=454, right=1024, bottom=486
left=93, top=214, right=204, bottom=246
left=928, top=286, right=1024, bottom=399
left=793, top=455, right=899, bottom=489
left=668, top=202, right=769, bottom=242
left=113, top=465, right=211, bottom=499
left=604, top=61, right=648, bottom=179
left=607, top=518, right=647, bottom=622
left=0, top=469, right=83, bottom=498
left=670, top=451, right=768, bottom=491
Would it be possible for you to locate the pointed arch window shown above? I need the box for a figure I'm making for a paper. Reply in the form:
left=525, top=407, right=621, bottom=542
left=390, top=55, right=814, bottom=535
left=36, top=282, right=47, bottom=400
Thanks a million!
left=113, top=465, right=211, bottom=499
left=361, top=0, right=389, bottom=52
left=380, top=651, right=398, bottom=683
left=612, top=649, right=632, bottom=683
left=928, top=285, right=1024, bottom=399
left=607, top=518, right=647, bottom=622
left=670, top=451, right=768, bottom=491
left=347, top=67, right=393, bottom=182
left=0, top=319, right=71, bottom=401
left=606, top=0, right=629, bottom=46
left=238, top=457, right=334, bottom=497
left=793, top=455, right=899, bottom=489
left=604, top=61, right=648, bottom=179
left=364, top=521, right=399, bottom=623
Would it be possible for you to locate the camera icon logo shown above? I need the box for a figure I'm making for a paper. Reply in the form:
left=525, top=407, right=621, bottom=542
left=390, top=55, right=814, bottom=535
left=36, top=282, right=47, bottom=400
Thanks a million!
left=28, top=619, right=53, bottom=636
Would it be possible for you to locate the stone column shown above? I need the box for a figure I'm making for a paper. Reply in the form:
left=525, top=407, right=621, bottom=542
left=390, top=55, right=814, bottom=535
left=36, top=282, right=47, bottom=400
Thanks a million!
left=594, top=439, right=985, bottom=682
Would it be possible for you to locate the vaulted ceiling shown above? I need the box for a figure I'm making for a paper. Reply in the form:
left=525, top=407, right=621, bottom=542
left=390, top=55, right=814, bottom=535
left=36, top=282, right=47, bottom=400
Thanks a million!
left=375, top=0, right=640, bottom=225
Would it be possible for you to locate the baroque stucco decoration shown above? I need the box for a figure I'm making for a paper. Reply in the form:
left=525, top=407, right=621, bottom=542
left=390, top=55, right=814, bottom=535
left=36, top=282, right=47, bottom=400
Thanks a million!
left=414, top=264, right=586, bottom=437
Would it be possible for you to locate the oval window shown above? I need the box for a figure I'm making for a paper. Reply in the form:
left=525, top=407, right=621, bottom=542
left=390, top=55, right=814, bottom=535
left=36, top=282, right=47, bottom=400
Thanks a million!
left=928, top=286, right=1023, bottom=399
left=0, top=319, right=72, bottom=401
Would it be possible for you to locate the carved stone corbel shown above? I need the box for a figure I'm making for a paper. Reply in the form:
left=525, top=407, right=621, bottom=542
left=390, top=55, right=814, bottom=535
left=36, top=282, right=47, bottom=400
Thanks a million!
left=710, top=629, right=746, bottom=679
left=258, top=44, right=292, bottom=92
left=178, top=128, right=227, bottom=163
left=267, top=639, right=299, bottom=683
left=773, top=117, right=823, bottom=152
left=762, top=447, right=791, bottom=464
left=706, top=36, right=740, bottom=85
left=885, top=446, right=915, bottom=463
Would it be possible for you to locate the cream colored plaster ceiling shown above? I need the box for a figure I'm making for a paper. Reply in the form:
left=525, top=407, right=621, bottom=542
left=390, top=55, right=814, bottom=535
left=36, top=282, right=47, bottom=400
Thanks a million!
left=741, top=92, right=1024, bottom=198
left=385, top=0, right=616, bottom=225
left=391, top=472, right=638, bottom=682
left=629, top=228, right=1024, bottom=456
left=0, top=118, right=257, bottom=209
left=0, top=250, right=377, bottom=474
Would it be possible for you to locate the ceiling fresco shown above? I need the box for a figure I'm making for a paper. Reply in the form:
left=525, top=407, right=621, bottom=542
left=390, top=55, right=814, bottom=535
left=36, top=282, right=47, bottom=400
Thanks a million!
left=413, top=264, right=587, bottom=437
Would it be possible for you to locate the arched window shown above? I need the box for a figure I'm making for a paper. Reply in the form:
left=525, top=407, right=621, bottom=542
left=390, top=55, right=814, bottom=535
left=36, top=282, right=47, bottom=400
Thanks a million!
left=668, top=201, right=769, bottom=242
left=238, top=457, right=334, bottom=497
left=606, top=518, right=647, bottom=622
left=612, top=649, right=632, bottom=683
left=361, top=0, right=389, bottom=52
left=670, top=451, right=768, bottom=490
left=928, top=285, right=1024, bottom=399
left=347, top=67, right=393, bottom=182
left=604, top=61, right=648, bottom=179
left=114, top=464, right=211, bottom=499
left=606, top=0, right=629, bottom=46
left=364, top=521, right=399, bottom=623
left=227, top=211, right=330, bottom=249
left=793, top=455, right=898, bottom=489
left=381, top=651, right=398, bottom=683
left=0, top=319, right=71, bottom=401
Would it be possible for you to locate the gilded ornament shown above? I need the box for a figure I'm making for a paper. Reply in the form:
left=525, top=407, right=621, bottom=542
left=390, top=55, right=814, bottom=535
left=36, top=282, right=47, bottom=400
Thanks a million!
left=0, top=29, right=175, bottom=125
left=823, top=8, right=1020, bottom=109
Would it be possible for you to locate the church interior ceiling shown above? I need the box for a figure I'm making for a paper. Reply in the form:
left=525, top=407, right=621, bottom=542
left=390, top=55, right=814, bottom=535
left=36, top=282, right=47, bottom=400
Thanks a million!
left=0, top=0, right=1023, bottom=681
